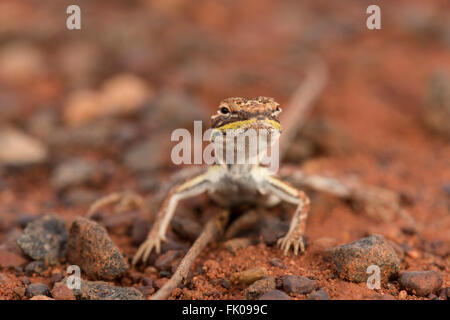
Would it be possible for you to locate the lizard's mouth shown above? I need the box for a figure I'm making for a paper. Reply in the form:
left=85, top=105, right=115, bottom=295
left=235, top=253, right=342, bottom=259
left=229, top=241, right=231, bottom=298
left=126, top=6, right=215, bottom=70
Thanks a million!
left=211, top=119, right=282, bottom=143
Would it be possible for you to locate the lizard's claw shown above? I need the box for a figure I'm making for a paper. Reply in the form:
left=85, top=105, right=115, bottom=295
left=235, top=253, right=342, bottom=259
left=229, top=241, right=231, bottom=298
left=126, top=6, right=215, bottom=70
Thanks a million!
left=277, top=232, right=305, bottom=256
left=132, top=233, right=167, bottom=266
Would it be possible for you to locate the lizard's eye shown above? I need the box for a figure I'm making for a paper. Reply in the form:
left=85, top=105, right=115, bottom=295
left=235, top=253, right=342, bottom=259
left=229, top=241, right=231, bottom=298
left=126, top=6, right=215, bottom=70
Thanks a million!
left=220, top=107, right=230, bottom=115
left=273, top=107, right=281, bottom=115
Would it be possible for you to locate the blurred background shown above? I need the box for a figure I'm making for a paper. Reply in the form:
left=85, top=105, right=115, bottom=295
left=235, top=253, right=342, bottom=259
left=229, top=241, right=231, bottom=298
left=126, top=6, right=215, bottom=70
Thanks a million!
left=0, top=0, right=449, bottom=298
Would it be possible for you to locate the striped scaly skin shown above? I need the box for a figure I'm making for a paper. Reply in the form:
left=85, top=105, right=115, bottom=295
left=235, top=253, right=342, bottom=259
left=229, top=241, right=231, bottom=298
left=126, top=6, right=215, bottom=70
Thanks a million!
left=132, top=96, right=311, bottom=265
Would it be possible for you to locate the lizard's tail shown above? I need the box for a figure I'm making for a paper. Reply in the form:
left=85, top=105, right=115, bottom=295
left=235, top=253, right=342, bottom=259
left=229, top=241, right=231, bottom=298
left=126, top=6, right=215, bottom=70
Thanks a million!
left=279, top=59, right=328, bottom=160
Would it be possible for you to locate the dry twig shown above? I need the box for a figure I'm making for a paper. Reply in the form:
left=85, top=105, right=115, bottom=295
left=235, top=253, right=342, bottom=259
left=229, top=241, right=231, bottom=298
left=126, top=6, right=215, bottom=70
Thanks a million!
left=151, top=210, right=230, bottom=300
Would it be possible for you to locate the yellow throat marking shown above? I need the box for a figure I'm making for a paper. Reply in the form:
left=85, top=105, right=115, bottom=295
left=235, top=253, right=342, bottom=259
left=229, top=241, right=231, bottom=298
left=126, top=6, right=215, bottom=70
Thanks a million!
left=215, top=119, right=282, bottom=133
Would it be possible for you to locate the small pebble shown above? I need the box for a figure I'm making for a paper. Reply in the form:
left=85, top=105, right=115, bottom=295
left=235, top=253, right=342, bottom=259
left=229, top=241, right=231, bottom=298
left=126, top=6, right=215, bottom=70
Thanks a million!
left=142, top=277, right=153, bottom=287
left=74, top=280, right=143, bottom=300
left=50, top=273, right=63, bottom=284
left=136, top=286, right=153, bottom=296
left=51, top=282, right=76, bottom=300
left=268, top=259, right=283, bottom=267
left=398, top=290, right=408, bottom=300
left=438, top=287, right=449, bottom=300
left=25, top=261, right=47, bottom=276
left=245, top=277, right=276, bottom=299
left=399, top=270, right=443, bottom=297
left=20, top=277, right=31, bottom=285
left=154, top=278, right=168, bottom=289
left=30, top=295, right=54, bottom=300
left=159, top=270, right=172, bottom=278
left=230, top=267, right=268, bottom=285
left=26, top=283, right=50, bottom=298
left=17, top=214, right=68, bottom=265
left=131, top=218, right=150, bottom=245
left=223, top=238, right=252, bottom=253
left=13, top=287, right=26, bottom=298
left=221, top=278, right=230, bottom=289
left=406, top=250, right=420, bottom=259
left=283, top=275, right=319, bottom=295
left=144, top=266, right=158, bottom=275
left=259, top=289, right=292, bottom=300
left=307, top=289, right=329, bottom=300
left=154, top=250, right=181, bottom=271
left=66, top=217, right=129, bottom=280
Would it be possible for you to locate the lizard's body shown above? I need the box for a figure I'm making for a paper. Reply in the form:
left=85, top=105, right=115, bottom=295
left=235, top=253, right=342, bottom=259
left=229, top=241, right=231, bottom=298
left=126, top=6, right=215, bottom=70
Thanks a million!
left=87, top=64, right=415, bottom=267
left=132, top=96, right=312, bottom=264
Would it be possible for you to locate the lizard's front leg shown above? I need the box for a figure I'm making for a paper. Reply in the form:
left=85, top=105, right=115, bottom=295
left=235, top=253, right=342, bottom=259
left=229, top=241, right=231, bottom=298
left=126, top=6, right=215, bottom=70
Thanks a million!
left=279, top=167, right=417, bottom=231
left=132, top=172, right=212, bottom=266
left=263, top=175, right=311, bottom=255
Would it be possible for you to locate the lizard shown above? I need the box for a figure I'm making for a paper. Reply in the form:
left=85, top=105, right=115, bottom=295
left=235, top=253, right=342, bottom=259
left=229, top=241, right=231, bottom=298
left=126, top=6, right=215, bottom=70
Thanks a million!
left=87, top=62, right=416, bottom=267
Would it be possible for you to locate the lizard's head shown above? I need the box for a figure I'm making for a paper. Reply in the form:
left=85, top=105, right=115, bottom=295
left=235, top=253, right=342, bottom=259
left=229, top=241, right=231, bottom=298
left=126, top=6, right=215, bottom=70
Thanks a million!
left=211, top=96, right=282, bottom=137
left=210, top=97, right=282, bottom=164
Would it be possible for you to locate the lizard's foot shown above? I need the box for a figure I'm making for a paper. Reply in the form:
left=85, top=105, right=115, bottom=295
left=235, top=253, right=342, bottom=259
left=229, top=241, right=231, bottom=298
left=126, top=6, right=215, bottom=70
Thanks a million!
left=132, top=233, right=167, bottom=266
left=277, top=232, right=305, bottom=255
left=87, top=191, right=145, bottom=219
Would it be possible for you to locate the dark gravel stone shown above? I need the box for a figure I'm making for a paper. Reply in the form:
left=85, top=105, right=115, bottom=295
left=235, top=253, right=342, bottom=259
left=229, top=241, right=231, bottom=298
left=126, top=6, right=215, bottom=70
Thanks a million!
left=142, top=277, right=153, bottom=287
left=159, top=270, right=172, bottom=278
left=221, top=278, right=230, bottom=289
left=16, top=214, right=68, bottom=265
left=223, top=238, right=252, bottom=253
left=20, top=277, right=31, bottom=285
left=26, top=283, right=50, bottom=298
left=24, top=261, right=47, bottom=276
left=154, top=250, right=181, bottom=271
left=50, top=273, right=63, bottom=284
left=131, top=218, right=150, bottom=245
left=399, top=271, right=443, bottom=297
left=245, top=277, right=276, bottom=299
left=259, top=289, right=292, bottom=300
left=171, top=216, right=202, bottom=241
left=438, top=287, right=449, bottom=300
left=259, top=219, right=289, bottom=246
left=136, top=286, right=153, bottom=296
left=66, top=217, right=129, bottom=280
left=283, top=275, right=319, bottom=295
left=103, top=211, right=137, bottom=235
left=307, top=289, right=329, bottom=300
left=268, top=259, right=284, bottom=267
left=330, top=234, right=400, bottom=283
left=74, top=280, right=143, bottom=300
left=442, top=183, right=450, bottom=196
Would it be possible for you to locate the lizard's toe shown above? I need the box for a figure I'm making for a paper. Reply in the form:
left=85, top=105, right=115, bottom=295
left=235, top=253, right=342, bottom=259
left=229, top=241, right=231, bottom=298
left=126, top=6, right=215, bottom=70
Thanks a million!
left=132, top=234, right=166, bottom=266
left=277, top=234, right=305, bottom=256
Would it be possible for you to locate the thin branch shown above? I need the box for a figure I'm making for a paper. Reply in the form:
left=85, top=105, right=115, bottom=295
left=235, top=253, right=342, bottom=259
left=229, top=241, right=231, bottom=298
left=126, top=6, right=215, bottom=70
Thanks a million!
left=151, top=210, right=230, bottom=300
left=280, top=60, right=328, bottom=160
